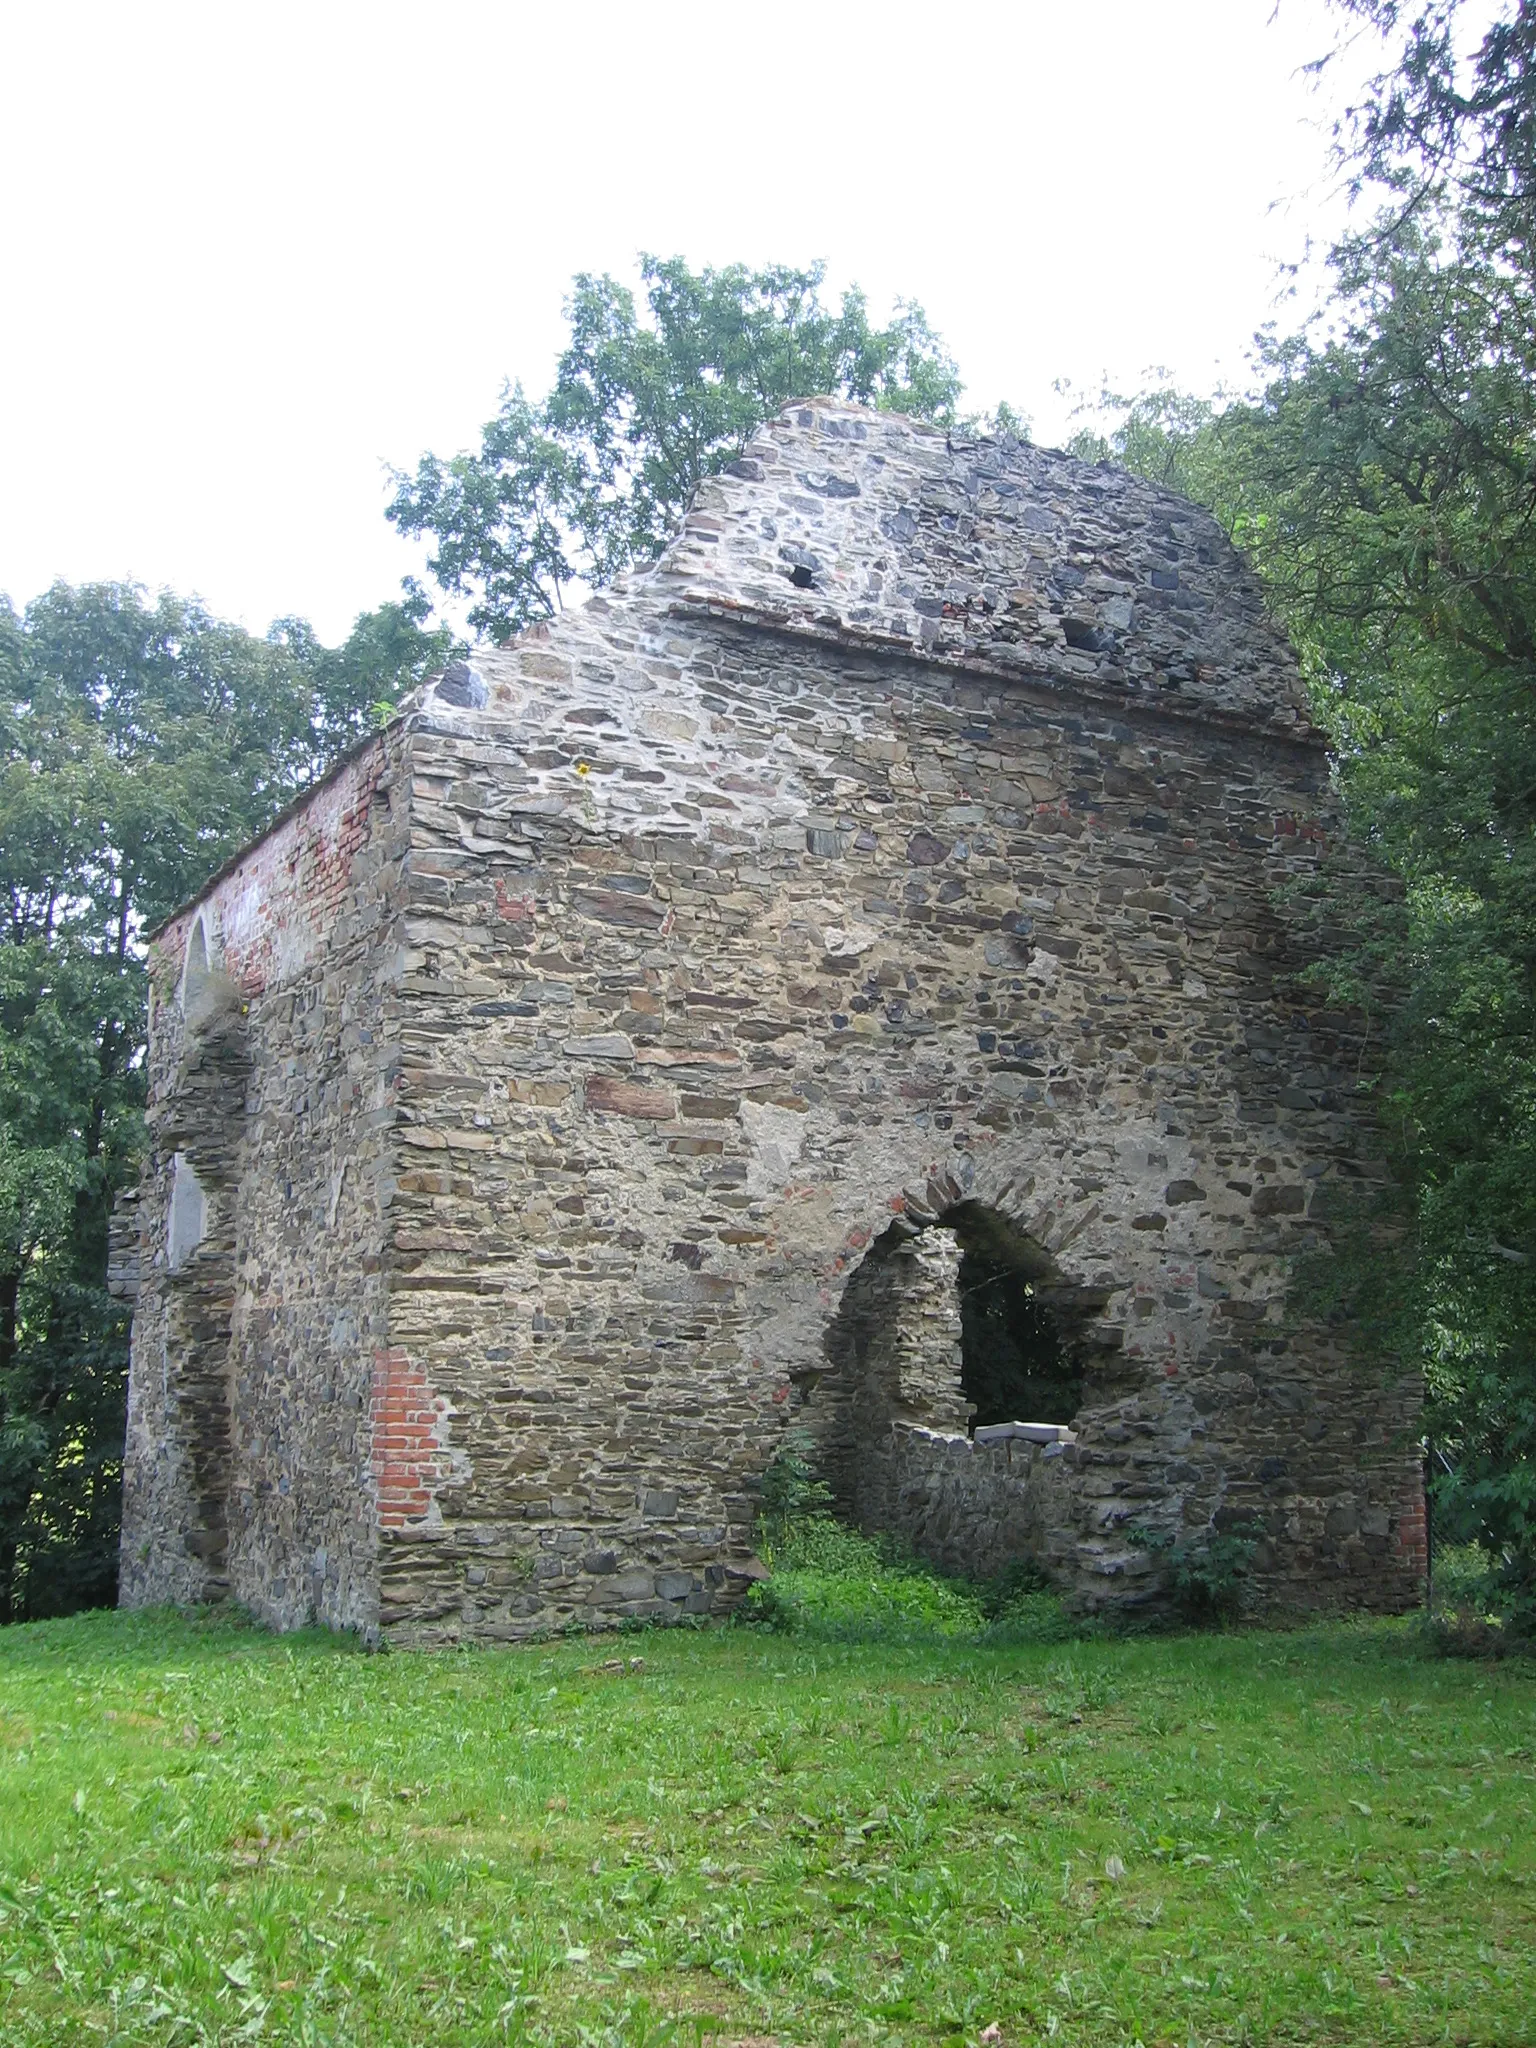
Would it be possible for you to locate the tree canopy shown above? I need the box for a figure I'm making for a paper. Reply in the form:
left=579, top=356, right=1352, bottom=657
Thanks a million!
left=0, top=585, right=450, bottom=1620
left=1077, top=0, right=1536, bottom=1631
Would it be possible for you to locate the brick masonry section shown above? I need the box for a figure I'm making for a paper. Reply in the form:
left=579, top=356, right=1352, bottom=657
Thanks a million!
left=371, top=1347, right=459, bottom=1530
left=121, top=402, right=1426, bottom=1644
left=1395, top=1474, right=1430, bottom=1574
left=154, top=742, right=391, bottom=1002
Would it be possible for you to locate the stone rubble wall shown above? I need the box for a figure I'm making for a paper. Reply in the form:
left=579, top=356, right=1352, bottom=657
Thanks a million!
left=645, top=399, right=1310, bottom=738
left=812, top=1228, right=971, bottom=1533
left=121, top=730, right=410, bottom=1632
left=106, top=1187, right=140, bottom=1306
left=375, top=516, right=1421, bottom=1632
left=868, top=1423, right=1077, bottom=1584
left=122, top=401, right=1426, bottom=1640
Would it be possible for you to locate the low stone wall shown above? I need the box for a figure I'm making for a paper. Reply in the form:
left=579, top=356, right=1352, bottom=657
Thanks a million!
left=860, top=1422, right=1075, bottom=1583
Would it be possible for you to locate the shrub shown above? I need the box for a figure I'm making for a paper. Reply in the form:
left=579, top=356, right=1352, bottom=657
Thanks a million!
left=1421, top=1541, right=1536, bottom=1659
left=1126, top=1524, right=1257, bottom=1625
left=755, top=1429, right=833, bottom=1562
left=980, top=1586, right=1088, bottom=1646
left=767, top=1513, right=881, bottom=1577
left=752, top=1433, right=1090, bottom=1646
left=747, top=1560, right=987, bottom=1641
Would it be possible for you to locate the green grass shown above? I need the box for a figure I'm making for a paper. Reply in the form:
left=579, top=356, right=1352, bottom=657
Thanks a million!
left=1, top=1580, right=1533, bottom=2048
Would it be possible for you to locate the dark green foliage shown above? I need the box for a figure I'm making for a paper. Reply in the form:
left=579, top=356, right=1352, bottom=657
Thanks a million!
left=1172, top=1534, right=1260, bottom=1625
left=746, top=1545, right=993, bottom=1643
left=1126, top=1525, right=1258, bottom=1625
left=0, top=584, right=452, bottom=1621
left=1064, top=384, right=1219, bottom=496
left=1327, top=0, right=1536, bottom=251
left=972, top=1559, right=1087, bottom=1647
left=387, top=389, right=584, bottom=643
left=975, top=1555, right=1052, bottom=1615
left=1077, top=2, right=1536, bottom=1626
left=387, top=256, right=965, bottom=641
left=754, top=1427, right=834, bottom=1559
left=748, top=1505, right=1054, bottom=1644
left=1421, top=1539, right=1535, bottom=1655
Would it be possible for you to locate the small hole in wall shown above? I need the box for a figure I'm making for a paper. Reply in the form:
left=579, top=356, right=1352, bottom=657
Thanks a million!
left=1061, top=617, right=1107, bottom=653
left=181, top=919, right=212, bottom=1017
left=788, top=565, right=815, bottom=590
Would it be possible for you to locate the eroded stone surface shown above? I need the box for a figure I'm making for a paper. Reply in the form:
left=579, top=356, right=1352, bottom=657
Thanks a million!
left=120, top=402, right=1425, bottom=1641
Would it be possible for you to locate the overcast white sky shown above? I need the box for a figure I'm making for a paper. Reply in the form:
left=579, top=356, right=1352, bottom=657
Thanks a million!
left=1, top=0, right=1377, bottom=643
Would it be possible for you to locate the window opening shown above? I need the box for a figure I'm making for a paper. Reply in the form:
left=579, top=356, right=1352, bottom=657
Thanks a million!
left=957, top=1250, right=1083, bottom=1428
left=167, top=1153, right=207, bottom=1271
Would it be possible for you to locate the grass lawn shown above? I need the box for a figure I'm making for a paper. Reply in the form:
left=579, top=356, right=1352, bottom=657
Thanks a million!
left=0, top=1580, right=1533, bottom=2047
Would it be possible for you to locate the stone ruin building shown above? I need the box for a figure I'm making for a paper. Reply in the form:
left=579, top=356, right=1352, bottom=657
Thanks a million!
left=118, top=400, right=1427, bottom=1643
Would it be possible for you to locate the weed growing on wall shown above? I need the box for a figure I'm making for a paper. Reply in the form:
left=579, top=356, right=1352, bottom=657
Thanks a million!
left=1125, top=1524, right=1259, bottom=1625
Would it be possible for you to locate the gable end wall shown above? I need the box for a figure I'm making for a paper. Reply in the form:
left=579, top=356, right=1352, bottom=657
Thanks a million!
left=375, top=603, right=1421, bottom=1640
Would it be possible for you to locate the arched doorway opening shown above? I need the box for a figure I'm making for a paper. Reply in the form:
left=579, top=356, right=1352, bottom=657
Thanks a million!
left=801, top=1201, right=1114, bottom=1579
left=959, top=1255, right=1080, bottom=1427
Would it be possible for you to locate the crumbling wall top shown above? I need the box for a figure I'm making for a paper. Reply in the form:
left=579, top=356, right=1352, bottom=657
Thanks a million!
left=636, top=399, right=1310, bottom=738
left=153, top=405, right=1314, bottom=947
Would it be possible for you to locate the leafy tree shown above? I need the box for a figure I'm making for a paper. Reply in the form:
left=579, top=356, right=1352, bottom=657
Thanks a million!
left=1326, top=0, right=1536, bottom=240
left=387, top=255, right=966, bottom=641
left=1063, top=383, right=1220, bottom=497
left=0, top=584, right=451, bottom=1621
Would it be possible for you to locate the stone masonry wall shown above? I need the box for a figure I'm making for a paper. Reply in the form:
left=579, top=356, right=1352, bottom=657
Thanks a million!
left=813, top=1227, right=969, bottom=1529
left=123, top=401, right=1425, bottom=1639
left=372, top=405, right=1421, bottom=1635
left=121, top=729, right=410, bottom=1631
left=809, top=1221, right=1101, bottom=1587
left=871, top=1424, right=1077, bottom=1583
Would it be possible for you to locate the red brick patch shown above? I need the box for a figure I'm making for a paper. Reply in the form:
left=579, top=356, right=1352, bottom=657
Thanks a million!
left=493, top=878, right=535, bottom=923
left=585, top=1075, right=675, bottom=1119
left=370, top=1346, right=455, bottom=1530
left=1394, top=1469, right=1429, bottom=1574
left=157, top=740, right=389, bottom=998
left=1274, top=813, right=1329, bottom=846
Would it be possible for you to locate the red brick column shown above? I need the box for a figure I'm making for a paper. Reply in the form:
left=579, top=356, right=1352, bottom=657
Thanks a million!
left=1394, top=1465, right=1429, bottom=1579
left=370, top=1346, right=452, bottom=1530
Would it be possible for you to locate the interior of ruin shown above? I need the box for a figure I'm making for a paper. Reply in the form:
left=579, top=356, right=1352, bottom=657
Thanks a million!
left=802, top=1204, right=1116, bottom=1575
